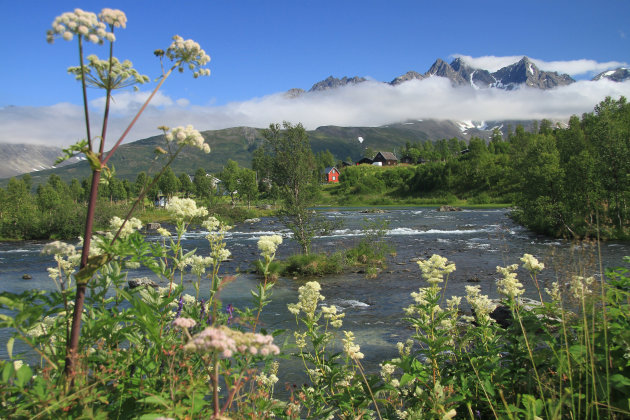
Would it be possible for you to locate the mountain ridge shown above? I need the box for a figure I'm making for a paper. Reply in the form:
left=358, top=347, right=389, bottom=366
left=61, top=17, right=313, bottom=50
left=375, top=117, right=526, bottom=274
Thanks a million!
left=1, top=119, right=542, bottom=186
left=298, top=56, right=626, bottom=94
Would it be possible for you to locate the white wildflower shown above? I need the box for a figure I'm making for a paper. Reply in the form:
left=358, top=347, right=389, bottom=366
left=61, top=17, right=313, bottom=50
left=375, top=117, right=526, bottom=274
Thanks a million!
left=521, top=253, right=544, bottom=273
left=342, top=331, right=364, bottom=360
left=166, top=35, right=211, bottom=76
left=41, top=241, right=76, bottom=256
left=465, top=285, right=496, bottom=323
left=164, top=125, right=209, bottom=152
left=202, top=216, right=220, bottom=232
left=496, top=263, right=524, bottom=299
left=570, top=275, right=595, bottom=300
left=417, top=254, right=456, bottom=285
left=157, top=227, right=171, bottom=237
left=98, top=8, right=126, bottom=28
left=545, top=281, right=562, bottom=301
left=166, top=197, right=208, bottom=221
left=106, top=216, right=142, bottom=240
left=287, top=281, right=324, bottom=320
left=258, top=235, right=283, bottom=258
left=47, top=8, right=110, bottom=44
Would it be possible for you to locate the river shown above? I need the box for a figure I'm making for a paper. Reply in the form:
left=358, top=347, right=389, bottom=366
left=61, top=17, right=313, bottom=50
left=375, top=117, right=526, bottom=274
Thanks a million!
left=1, top=207, right=629, bottom=378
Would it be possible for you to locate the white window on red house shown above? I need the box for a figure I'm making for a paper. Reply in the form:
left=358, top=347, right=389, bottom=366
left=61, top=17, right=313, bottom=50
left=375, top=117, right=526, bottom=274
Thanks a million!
left=332, top=176, right=336, bottom=180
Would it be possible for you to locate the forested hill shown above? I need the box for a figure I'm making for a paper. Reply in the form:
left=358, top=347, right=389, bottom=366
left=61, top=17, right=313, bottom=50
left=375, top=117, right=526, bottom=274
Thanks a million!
left=0, top=119, right=537, bottom=187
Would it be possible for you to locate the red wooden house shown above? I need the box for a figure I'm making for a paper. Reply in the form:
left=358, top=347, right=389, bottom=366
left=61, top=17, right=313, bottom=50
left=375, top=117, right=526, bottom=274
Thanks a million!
left=322, top=166, right=340, bottom=183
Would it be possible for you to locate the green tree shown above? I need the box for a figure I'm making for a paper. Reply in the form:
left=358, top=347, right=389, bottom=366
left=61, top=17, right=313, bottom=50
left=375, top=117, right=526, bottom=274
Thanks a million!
left=193, top=168, right=214, bottom=199
left=158, top=167, right=181, bottom=202
left=218, top=159, right=241, bottom=206
left=179, top=172, right=193, bottom=197
left=238, top=167, right=258, bottom=209
left=261, top=122, right=323, bottom=254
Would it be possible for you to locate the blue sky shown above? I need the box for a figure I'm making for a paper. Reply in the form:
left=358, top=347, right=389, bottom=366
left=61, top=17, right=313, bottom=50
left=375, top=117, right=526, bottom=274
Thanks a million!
left=1, top=0, right=629, bottom=146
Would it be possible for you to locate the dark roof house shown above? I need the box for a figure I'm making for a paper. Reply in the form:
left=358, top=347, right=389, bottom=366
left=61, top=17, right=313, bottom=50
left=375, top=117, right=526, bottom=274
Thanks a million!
left=372, top=151, right=398, bottom=166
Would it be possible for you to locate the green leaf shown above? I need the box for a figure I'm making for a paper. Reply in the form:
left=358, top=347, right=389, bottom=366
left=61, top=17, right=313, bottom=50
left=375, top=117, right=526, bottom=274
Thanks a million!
left=6, top=337, right=14, bottom=360
left=138, top=395, right=170, bottom=407
left=400, top=373, right=415, bottom=387
left=15, top=364, right=32, bottom=387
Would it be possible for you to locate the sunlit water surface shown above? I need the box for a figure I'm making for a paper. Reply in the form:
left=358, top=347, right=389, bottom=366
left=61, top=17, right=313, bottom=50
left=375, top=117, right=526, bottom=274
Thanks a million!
left=2, top=208, right=629, bottom=384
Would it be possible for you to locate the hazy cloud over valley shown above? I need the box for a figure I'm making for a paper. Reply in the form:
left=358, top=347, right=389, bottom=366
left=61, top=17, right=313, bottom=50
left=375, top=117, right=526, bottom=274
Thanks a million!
left=1, top=57, right=629, bottom=147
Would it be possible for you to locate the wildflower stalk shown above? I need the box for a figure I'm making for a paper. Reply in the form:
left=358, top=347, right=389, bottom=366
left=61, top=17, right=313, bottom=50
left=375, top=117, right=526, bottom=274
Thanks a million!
left=596, top=214, right=612, bottom=418
left=77, top=35, right=92, bottom=151
left=513, top=302, right=549, bottom=419
left=353, top=358, right=383, bottom=420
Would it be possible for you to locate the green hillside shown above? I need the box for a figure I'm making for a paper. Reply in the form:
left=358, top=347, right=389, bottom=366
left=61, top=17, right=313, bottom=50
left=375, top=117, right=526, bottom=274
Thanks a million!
left=3, top=120, right=535, bottom=187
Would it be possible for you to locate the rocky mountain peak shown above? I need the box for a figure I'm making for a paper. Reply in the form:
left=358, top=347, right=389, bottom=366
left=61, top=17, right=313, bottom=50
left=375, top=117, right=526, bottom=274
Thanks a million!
left=309, top=75, right=367, bottom=92
left=491, top=56, right=574, bottom=89
left=592, top=67, right=630, bottom=82
left=425, top=59, right=467, bottom=85
left=390, top=70, right=425, bottom=85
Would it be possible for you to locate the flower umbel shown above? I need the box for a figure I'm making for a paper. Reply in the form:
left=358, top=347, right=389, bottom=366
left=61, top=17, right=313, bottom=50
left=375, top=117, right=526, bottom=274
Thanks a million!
left=164, top=125, right=210, bottom=153
left=165, top=35, right=211, bottom=78
left=496, top=263, right=524, bottom=299
left=417, top=254, right=456, bottom=285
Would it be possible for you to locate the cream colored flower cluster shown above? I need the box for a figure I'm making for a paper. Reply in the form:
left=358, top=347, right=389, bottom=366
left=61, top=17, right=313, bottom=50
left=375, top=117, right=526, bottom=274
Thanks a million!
left=47, top=8, right=120, bottom=44
left=186, top=254, right=214, bottom=277
left=105, top=216, right=142, bottom=240
left=342, top=330, right=364, bottom=360
left=570, top=275, right=595, bottom=300
left=184, top=326, right=280, bottom=358
left=465, top=285, right=496, bottom=323
left=417, top=254, right=456, bottom=285
left=521, top=253, right=545, bottom=273
left=98, top=8, right=127, bottom=28
left=67, top=55, right=149, bottom=89
left=165, top=125, right=210, bottom=153
left=166, top=35, right=211, bottom=78
left=165, top=197, right=209, bottom=221
left=172, top=317, right=196, bottom=330
left=287, top=281, right=325, bottom=320
left=42, top=240, right=76, bottom=256
left=320, top=305, right=344, bottom=328
left=258, top=235, right=283, bottom=258
left=496, top=263, right=524, bottom=299
left=157, top=227, right=171, bottom=237
left=202, top=216, right=220, bottom=232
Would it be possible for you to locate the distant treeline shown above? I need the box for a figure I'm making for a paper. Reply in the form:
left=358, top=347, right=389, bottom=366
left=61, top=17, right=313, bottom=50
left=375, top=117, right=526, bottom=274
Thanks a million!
left=335, top=97, right=629, bottom=239
left=1, top=97, right=628, bottom=240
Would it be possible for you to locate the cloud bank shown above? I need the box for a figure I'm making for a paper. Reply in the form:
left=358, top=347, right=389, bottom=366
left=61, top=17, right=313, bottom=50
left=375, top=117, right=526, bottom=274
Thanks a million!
left=452, top=54, right=628, bottom=77
left=2, top=71, right=630, bottom=148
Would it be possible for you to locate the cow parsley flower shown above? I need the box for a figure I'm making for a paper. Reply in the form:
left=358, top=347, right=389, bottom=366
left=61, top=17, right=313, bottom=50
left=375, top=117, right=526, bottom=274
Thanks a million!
left=67, top=55, right=149, bottom=90
left=165, top=35, right=211, bottom=77
left=42, top=241, right=76, bottom=256
left=287, top=281, right=324, bottom=321
left=496, top=263, right=524, bottom=299
left=417, top=254, right=456, bottom=285
left=521, top=253, right=545, bottom=274
left=342, top=331, right=364, bottom=360
left=258, top=235, right=283, bottom=258
left=98, top=8, right=127, bottom=28
left=166, top=197, right=209, bottom=221
left=570, top=275, right=595, bottom=300
left=47, top=8, right=113, bottom=44
left=465, top=285, right=496, bottom=323
left=106, top=216, right=142, bottom=240
left=164, top=125, right=210, bottom=153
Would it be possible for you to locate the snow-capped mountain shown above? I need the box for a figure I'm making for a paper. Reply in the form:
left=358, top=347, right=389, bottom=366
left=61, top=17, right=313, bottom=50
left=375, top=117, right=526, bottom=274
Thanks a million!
left=592, top=68, right=630, bottom=82
left=299, top=56, right=581, bottom=94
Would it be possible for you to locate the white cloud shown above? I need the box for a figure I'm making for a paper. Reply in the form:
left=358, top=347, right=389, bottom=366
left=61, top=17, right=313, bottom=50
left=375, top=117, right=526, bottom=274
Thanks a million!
left=2, top=77, right=630, bottom=148
left=453, top=54, right=628, bottom=77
